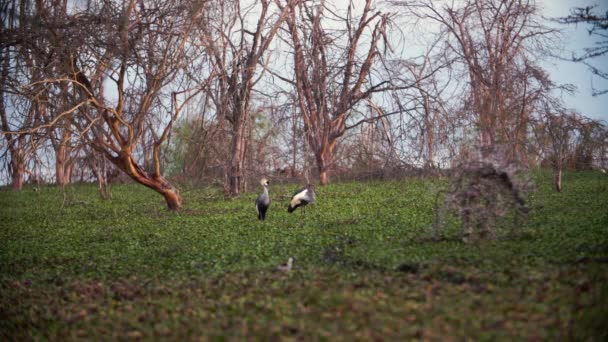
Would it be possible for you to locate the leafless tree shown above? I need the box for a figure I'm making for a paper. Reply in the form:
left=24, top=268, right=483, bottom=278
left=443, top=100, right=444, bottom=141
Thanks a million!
left=46, top=118, right=81, bottom=186
left=386, top=37, right=456, bottom=170
left=277, top=0, right=395, bottom=185
left=0, top=0, right=49, bottom=190
left=197, top=0, right=295, bottom=196
left=556, top=5, right=608, bottom=96
left=1, top=0, right=209, bottom=209
left=533, top=106, right=581, bottom=192
left=396, top=0, right=557, bottom=162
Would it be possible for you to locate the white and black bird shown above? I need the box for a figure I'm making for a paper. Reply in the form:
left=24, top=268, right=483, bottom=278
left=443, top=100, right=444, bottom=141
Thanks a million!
left=275, top=257, right=294, bottom=273
left=287, top=183, right=315, bottom=214
left=255, top=178, right=271, bottom=220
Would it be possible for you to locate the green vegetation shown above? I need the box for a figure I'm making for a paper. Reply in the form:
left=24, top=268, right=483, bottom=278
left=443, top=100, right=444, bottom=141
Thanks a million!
left=1, top=171, right=607, bottom=340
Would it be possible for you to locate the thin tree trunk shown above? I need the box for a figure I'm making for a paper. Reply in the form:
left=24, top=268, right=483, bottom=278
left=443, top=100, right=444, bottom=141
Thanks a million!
left=227, top=116, right=248, bottom=197
left=90, top=153, right=111, bottom=200
left=55, top=144, right=69, bottom=185
left=66, top=163, right=73, bottom=183
left=554, top=166, right=562, bottom=192
left=291, top=109, right=298, bottom=177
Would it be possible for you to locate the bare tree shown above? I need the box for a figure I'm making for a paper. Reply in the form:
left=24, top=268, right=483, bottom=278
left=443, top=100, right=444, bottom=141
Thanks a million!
left=388, top=39, right=454, bottom=170
left=86, top=146, right=112, bottom=200
left=397, top=0, right=557, bottom=162
left=533, top=107, right=580, bottom=192
left=0, top=0, right=48, bottom=190
left=47, top=119, right=80, bottom=186
left=557, top=5, right=608, bottom=96
left=11, top=0, right=208, bottom=209
left=278, top=0, right=393, bottom=184
left=198, top=0, right=295, bottom=196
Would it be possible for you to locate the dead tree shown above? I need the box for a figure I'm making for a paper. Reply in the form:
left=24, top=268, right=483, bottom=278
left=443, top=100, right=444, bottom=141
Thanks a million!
left=556, top=5, right=608, bottom=96
left=0, top=0, right=46, bottom=190
left=198, top=0, right=296, bottom=196
left=397, top=0, right=557, bottom=161
left=533, top=106, right=580, bottom=192
left=19, top=0, right=207, bottom=209
left=278, top=0, right=394, bottom=185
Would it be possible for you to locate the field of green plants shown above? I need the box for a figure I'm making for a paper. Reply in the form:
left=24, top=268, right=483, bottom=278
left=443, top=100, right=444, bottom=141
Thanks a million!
left=1, top=170, right=607, bottom=340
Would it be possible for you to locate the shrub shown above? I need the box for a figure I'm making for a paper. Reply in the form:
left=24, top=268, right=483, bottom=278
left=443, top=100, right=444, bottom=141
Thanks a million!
left=434, top=145, right=534, bottom=242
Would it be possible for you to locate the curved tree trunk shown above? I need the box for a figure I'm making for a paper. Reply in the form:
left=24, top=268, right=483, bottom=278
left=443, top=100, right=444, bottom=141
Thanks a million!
left=113, top=152, right=182, bottom=210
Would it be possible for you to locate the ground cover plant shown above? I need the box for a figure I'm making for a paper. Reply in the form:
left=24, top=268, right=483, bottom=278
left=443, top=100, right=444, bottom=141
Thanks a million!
left=1, top=170, right=607, bottom=340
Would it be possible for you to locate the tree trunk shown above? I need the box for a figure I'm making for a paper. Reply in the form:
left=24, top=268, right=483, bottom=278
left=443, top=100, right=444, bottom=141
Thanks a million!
left=55, top=144, right=69, bottom=186
left=113, top=152, right=183, bottom=210
left=316, top=151, right=330, bottom=185
left=319, top=169, right=329, bottom=185
left=161, top=188, right=182, bottom=210
left=291, top=108, right=298, bottom=177
left=96, top=171, right=111, bottom=200
left=90, top=153, right=111, bottom=200
left=227, top=116, right=248, bottom=197
left=554, top=167, right=562, bottom=192
left=11, top=160, right=25, bottom=191
left=66, top=163, right=73, bottom=183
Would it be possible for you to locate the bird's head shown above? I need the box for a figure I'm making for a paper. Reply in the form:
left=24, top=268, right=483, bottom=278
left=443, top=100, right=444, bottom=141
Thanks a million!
left=260, top=178, right=270, bottom=187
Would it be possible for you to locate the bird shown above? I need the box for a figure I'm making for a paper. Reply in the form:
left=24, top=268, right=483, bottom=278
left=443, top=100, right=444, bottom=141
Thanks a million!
left=255, top=178, right=271, bottom=220
left=276, top=257, right=294, bottom=272
left=287, top=183, right=315, bottom=215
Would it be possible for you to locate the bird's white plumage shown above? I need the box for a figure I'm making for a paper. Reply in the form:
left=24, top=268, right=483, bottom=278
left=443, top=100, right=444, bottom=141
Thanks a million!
left=288, top=184, right=315, bottom=213
left=276, top=257, right=294, bottom=272
left=291, top=188, right=312, bottom=205
left=256, top=178, right=270, bottom=220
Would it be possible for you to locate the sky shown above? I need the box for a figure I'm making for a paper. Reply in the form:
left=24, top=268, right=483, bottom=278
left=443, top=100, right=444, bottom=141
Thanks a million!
left=330, top=0, right=608, bottom=121
left=535, top=0, right=608, bottom=121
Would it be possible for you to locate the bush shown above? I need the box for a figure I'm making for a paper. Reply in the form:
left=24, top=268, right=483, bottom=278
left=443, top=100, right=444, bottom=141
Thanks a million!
left=434, top=145, right=534, bottom=242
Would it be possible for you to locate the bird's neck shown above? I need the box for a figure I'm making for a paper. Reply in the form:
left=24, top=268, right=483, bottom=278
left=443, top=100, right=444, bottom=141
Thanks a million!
left=263, top=186, right=268, bottom=196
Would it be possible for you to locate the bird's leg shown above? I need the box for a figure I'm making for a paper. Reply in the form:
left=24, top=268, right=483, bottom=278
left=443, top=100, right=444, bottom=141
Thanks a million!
left=298, top=207, right=305, bottom=227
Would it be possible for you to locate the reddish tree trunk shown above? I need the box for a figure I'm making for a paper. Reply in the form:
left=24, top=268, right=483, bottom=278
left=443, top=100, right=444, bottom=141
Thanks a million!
left=227, top=116, right=248, bottom=197
left=113, top=152, right=182, bottom=210
left=55, top=144, right=69, bottom=186
left=315, top=144, right=334, bottom=185
left=11, top=160, right=25, bottom=191
left=319, top=169, right=329, bottom=185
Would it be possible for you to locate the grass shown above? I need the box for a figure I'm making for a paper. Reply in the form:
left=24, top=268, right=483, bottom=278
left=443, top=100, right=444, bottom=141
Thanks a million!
left=1, top=170, right=607, bottom=340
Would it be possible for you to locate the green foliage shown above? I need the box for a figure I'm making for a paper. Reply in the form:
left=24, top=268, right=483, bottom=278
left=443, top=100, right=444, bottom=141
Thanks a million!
left=1, top=171, right=607, bottom=340
left=165, top=120, right=195, bottom=177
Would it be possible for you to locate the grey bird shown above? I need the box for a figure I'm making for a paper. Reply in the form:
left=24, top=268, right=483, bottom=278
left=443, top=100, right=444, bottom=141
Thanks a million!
left=287, top=183, right=315, bottom=214
left=255, top=178, right=271, bottom=220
